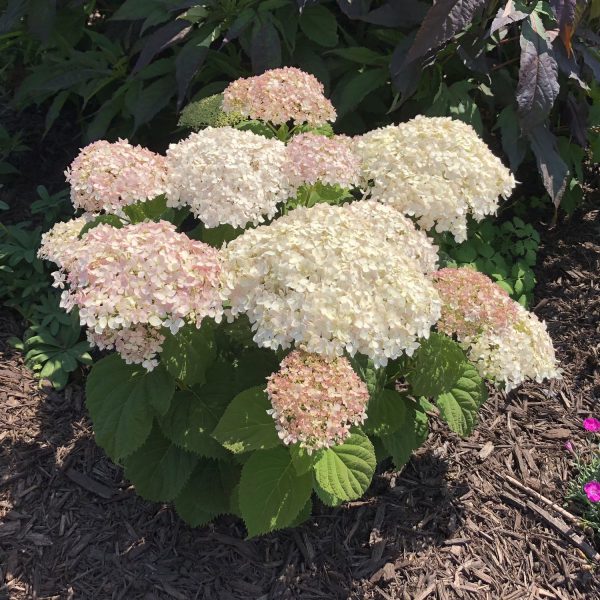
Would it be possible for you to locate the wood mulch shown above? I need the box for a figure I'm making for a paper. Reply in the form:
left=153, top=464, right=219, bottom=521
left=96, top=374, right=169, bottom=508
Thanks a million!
left=1, top=207, right=599, bottom=600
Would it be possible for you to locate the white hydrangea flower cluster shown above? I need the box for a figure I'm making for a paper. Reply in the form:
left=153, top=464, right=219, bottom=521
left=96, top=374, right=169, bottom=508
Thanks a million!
left=165, top=127, right=291, bottom=229
left=355, top=116, right=516, bottom=242
left=220, top=201, right=441, bottom=366
left=463, top=304, right=560, bottom=391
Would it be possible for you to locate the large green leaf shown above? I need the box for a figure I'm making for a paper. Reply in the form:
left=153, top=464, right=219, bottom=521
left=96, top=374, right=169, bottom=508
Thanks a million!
left=86, top=354, right=175, bottom=460
left=158, top=390, right=230, bottom=460
left=174, top=459, right=239, bottom=527
left=124, top=426, right=198, bottom=502
left=381, top=401, right=429, bottom=469
left=239, top=447, right=313, bottom=537
left=161, top=322, right=216, bottom=386
left=407, top=333, right=467, bottom=397
left=436, top=362, right=487, bottom=437
left=365, top=389, right=411, bottom=437
left=212, top=387, right=280, bottom=454
left=299, top=5, right=338, bottom=48
left=313, top=429, right=376, bottom=506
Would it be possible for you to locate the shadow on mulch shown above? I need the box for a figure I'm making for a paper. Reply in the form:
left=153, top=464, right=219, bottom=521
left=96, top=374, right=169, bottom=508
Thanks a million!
left=1, top=207, right=599, bottom=600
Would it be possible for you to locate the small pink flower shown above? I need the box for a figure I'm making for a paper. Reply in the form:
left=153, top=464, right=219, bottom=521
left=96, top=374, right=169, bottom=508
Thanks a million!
left=564, top=441, right=574, bottom=452
left=584, top=481, right=600, bottom=503
left=583, top=418, right=600, bottom=432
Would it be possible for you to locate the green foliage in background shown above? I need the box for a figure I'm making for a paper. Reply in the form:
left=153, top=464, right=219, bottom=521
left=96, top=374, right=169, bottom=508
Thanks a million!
left=0, top=186, right=88, bottom=389
left=1, top=0, right=598, bottom=214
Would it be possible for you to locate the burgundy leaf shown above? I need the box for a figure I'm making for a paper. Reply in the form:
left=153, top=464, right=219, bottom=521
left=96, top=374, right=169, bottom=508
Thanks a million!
left=527, top=123, right=569, bottom=207
left=354, top=0, right=428, bottom=28
left=553, top=38, right=587, bottom=89
left=516, top=13, right=559, bottom=130
left=564, top=93, right=589, bottom=147
left=551, top=0, right=577, bottom=55
left=576, top=42, right=600, bottom=83
left=175, top=37, right=209, bottom=109
left=133, top=20, right=192, bottom=74
left=389, top=34, right=422, bottom=105
left=405, top=0, right=488, bottom=64
left=490, top=0, right=529, bottom=35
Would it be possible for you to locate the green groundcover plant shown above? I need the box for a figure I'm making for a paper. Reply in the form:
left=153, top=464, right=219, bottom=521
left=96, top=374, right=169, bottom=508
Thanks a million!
left=37, top=69, right=561, bottom=537
left=566, top=418, right=600, bottom=533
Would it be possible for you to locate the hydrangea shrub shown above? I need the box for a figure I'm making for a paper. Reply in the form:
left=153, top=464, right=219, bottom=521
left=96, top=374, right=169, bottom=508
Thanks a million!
left=39, top=68, right=560, bottom=537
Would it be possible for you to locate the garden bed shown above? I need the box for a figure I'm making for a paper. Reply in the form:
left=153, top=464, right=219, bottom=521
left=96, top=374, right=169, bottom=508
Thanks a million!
left=0, top=207, right=598, bottom=599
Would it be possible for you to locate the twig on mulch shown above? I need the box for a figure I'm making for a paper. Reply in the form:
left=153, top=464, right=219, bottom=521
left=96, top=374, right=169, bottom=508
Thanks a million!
left=500, top=491, right=600, bottom=562
left=497, top=472, right=581, bottom=525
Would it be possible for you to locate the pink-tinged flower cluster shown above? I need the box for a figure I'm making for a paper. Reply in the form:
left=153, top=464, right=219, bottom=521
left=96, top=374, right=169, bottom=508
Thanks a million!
left=38, top=215, right=94, bottom=270
left=431, top=267, right=559, bottom=391
left=65, top=139, right=168, bottom=214
left=266, top=350, right=369, bottom=452
left=584, top=481, right=600, bottom=503
left=87, top=325, right=165, bottom=371
left=583, top=418, right=600, bottom=432
left=432, top=268, right=518, bottom=338
left=52, top=221, right=222, bottom=370
left=222, top=67, right=336, bottom=126
left=285, top=133, right=360, bottom=189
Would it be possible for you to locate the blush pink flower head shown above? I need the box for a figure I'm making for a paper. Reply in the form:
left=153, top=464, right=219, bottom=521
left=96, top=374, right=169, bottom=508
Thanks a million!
left=266, top=350, right=369, bottom=452
left=584, top=481, right=600, bottom=503
left=432, top=267, right=519, bottom=339
left=222, top=67, right=336, bottom=126
left=55, top=221, right=222, bottom=369
left=66, top=139, right=168, bottom=214
left=583, top=418, right=600, bottom=432
left=285, top=133, right=360, bottom=190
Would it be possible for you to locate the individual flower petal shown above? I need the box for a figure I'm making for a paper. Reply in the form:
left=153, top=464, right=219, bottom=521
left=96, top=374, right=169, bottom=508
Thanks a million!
left=355, top=116, right=516, bottom=242
left=222, top=67, right=336, bottom=126
left=266, top=350, right=369, bottom=451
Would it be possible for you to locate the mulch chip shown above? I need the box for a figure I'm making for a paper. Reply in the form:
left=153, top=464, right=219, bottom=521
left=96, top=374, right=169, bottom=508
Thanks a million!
left=1, top=208, right=599, bottom=599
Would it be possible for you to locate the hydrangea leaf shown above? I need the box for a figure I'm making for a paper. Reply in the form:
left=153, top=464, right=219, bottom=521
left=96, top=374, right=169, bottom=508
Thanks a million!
left=161, top=322, right=216, bottom=387
left=365, top=389, right=412, bottom=437
left=122, top=195, right=169, bottom=224
left=239, top=446, right=313, bottom=537
left=158, top=390, right=230, bottom=460
left=290, top=444, right=313, bottom=475
left=313, top=429, right=376, bottom=506
left=86, top=353, right=176, bottom=460
left=381, top=403, right=429, bottom=469
left=124, top=426, right=198, bottom=502
left=436, top=361, right=487, bottom=437
left=407, top=333, right=468, bottom=397
left=289, top=497, right=313, bottom=528
left=78, top=214, right=123, bottom=238
left=212, top=387, right=280, bottom=454
left=174, top=459, right=239, bottom=527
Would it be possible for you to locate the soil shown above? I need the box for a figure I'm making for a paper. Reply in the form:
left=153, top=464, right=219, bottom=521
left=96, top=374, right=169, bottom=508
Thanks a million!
left=0, top=203, right=598, bottom=599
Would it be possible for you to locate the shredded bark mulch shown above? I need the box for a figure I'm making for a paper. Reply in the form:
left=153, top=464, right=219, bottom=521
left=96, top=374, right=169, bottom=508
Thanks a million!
left=1, top=208, right=599, bottom=600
